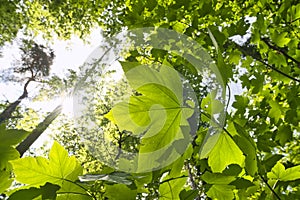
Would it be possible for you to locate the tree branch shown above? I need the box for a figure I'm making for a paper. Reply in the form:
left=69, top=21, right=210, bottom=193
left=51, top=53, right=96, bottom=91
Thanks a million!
left=16, top=105, right=62, bottom=157
left=186, top=162, right=200, bottom=200
left=159, top=175, right=188, bottom=185
left=186, top=162, right=197, bottom=190
left=259, top=174, right=281, bottom=200
left=233, top=42, right=300, bottom=83
left=201, top=111, right=234, bottom=139
left=290, top=18, right=300, bottom=23
left=0, top=78, right=33, bottom=124
left=257, top=57, right=300, bottom=83
left=261, top=38, right=300, bottom=68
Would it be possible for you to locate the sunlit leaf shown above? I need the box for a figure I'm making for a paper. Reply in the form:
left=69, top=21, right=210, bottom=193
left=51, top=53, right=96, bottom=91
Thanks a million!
left=267, top=162, right=300, bottom=181
left=11, top=141, right=82, bottom=187
left=0, top=169, right=13, bottom=193
left=104, top=184, right=137, bottom=200
left=200, top=132, right=245, bottom=173
left=206, top=185, right=235, bottom=200
left=8, top=183, right=60, bottom=200
left=105, top=64, right=194, bottom=171
left=159, top=174, right=187, bottom=200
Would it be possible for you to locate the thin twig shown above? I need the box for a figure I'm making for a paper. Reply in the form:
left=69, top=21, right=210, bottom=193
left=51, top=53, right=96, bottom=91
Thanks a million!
left=186, top=162, right=201, bottom=200
left=159, top=175, right=188, bottom=185
left=261, top=38, right=300, bottom=68
left=234, top=42, right=300, bottom=83
left=290, top=18, right=300, bottom=23
left=257, top=57, right=300, bottom=83
left=259, top=174, right=281, bottom=200
left=201, top=111, right=234, bottom=139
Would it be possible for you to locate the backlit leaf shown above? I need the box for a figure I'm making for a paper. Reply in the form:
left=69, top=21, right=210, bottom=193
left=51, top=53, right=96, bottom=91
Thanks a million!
left=11, top=141, right=83, bottom=187
left=267, top=162, right=300, bottom=181
left=200, top=132, right=245, bottom=173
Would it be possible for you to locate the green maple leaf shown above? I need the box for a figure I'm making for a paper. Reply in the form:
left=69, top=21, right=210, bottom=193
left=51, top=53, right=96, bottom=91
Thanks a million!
left=11, top=142, right=90, bottom=199
left=267, top=162, right=300, bottom=182
left=200, top=132, right=245, bottom=173
left=11, top=141, right=82, bottom=187
left=11, top=141, right=91, bottom=199
left=105, top=63, right=194, bottom=171
left=206, top=185, right=235, bottom=200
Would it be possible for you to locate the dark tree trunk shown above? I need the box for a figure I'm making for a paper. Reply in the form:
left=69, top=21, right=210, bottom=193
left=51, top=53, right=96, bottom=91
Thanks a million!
left=16, top=105, right=62, bottom=157
left=0, top=79, right=31, bottom=124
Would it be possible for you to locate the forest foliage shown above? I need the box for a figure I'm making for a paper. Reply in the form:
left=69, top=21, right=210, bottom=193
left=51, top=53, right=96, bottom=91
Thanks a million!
left=0, top=0, right=300, bottom=199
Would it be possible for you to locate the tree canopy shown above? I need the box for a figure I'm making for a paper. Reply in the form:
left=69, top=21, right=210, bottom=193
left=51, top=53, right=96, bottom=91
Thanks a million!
left=0, top=0, right=300, bottom=199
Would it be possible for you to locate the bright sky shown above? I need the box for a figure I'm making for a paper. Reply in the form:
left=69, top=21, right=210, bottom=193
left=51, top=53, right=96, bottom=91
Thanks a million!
left=0, top=28, right=103, bottom=151
left=0, top=28, right=103, bottom=107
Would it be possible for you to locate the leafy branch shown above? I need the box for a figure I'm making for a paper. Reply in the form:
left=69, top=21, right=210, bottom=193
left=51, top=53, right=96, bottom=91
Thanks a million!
left=233, top=42, right=300, bottom=83
left=257, top=56, right=300, bottom=83
left=261, top=37, right=300, bottom=68
left=290, top=17, right=300, bottom=24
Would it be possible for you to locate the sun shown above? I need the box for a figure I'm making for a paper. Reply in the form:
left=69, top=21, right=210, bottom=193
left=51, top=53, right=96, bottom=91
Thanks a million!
left=61, top=95, right=74, bottom=117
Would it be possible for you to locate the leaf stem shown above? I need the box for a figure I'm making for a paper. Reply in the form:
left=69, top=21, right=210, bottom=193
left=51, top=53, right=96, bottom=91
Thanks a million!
left=56, top=191, right=92, bottom=197
left=159, top=175, right=188, bottom=185
left=259, top=174, right=281, bottom=200
left=200, top=111, right=234, bottom=139
left=63, top=179, right=97, bottom=199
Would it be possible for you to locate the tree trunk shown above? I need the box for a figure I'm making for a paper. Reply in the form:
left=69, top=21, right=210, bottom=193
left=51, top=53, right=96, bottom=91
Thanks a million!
left=16, top=105, right=62, bottom=157
left=0, top=79, right=31, bottom=124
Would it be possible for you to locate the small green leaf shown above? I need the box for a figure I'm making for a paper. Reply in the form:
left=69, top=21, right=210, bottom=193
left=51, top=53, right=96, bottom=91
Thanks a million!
left=172, top=21, right=187, bottom=33
left=206, top=185, right=235, bottom=200
left=202, top=172, right=236, bottom=185
left=0, top=169, right=13, bottom=193
left=271, top=31, right=291, bottom=47
left=179, top=189, right=198, bottom=200
left=230, top=178, right=254, bottom=189
left=275, top=125, right=293, bottom=145
left=104, top=184, right=137, bottom=200
left=267, top=162, right=300, bottom=181
left=200, top=132, right=245, bottom=173
left=11, top=141, right=82, bottom=187
left=8, top=183, right=60, bottom=200
left=268, top=100, right=282, bottom=123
